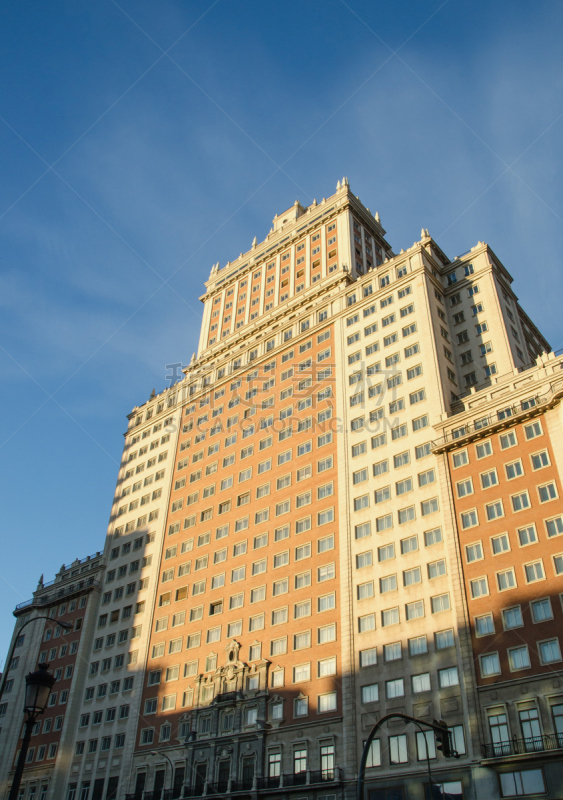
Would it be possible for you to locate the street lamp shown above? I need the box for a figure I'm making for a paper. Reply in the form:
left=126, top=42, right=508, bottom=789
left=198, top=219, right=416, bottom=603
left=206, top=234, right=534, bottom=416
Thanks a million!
left=8, top=663, right=56, bottom=800
left=150, top=751, right=174, bottom=798
left=0, top=617, right=73, bottom=704
left=356, top=712, right=459, bottom=800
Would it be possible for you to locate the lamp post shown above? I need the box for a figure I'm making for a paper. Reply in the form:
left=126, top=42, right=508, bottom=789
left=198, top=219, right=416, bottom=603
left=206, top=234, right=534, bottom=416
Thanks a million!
left=8, top=663, right=56, bottom=800
left=150, top=751, right=174, bottom=799
left=0, top=616, right=72, bottom=704
left=357, top=712, right=458, bottom=800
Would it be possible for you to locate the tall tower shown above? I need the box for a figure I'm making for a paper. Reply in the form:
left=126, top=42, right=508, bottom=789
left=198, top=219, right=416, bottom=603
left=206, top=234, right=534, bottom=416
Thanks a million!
left=3, top=179, right=561, bottom=800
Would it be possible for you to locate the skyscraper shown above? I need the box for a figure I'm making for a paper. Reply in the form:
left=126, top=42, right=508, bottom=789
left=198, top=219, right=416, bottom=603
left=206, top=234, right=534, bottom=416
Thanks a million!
left=2, top=179, right=562, bottom=800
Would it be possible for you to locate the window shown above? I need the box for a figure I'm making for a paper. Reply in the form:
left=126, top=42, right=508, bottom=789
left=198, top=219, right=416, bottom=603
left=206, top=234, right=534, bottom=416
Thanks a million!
left=386, top=678, right=404, bottom=699
left=359, top=614, right=376, bottom=633
left=479, top=653, right=501, bottom=678
left=524, top=421, right=543, bottom=440
left=499, top=770, right=545, bottom=797
left=531, top=450, right=550, bottom=470
left=508, top=645, right=531, bottom=671
left=539, top=482, right=558, bottom=503
left=491, top=533, right=510, bottom=555
left=438, top=666, right=459, bottom=687
left=539, top=639, right=561, bottom=664
left=416, top=730, right=436, bottom=761
left=389, top=734, right=408, bottom=764
left=318, top=692, right=337, bottom=713
left=406, top=600, right=424, bottom=620
left=382, top=607, right=400, bottom=627
left=380, top=574, right=398, bottom=594
left=431, top=594, right=450, bottom=613
left=524, top=560, right=545, bottom=583
left=457, top=478, right=473, bottom=498
left=503, top=605, right=523, bottom=629
left=475, top=613, right=494, bottom=636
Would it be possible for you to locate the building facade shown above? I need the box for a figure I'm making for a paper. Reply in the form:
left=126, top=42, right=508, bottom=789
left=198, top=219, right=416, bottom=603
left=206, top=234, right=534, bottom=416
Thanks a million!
left=1, top=179, right=562, bottom=800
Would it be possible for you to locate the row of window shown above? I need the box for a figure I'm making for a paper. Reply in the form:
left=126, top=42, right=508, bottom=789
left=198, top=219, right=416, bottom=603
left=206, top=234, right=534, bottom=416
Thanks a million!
left=348, top=335, right=419, bottom=373
left=151, top=613, right=338, bottom=659
left=353, top=463, right=435, bottom=489
left=102, top=577, right=149, bottom=605
left=466, top=519, right=563, bottom=565
left=468, top=556, right=561, bottom=596
left=206, top=311, right=331, bottom=372
left=20, top=742, right=58, bottom=764
left=358, top=593, right=451, bottom=632
left=39, top=639, right=79, bottom=660
left=171, top=479, right=334, bottom=521
left=89, top=651, right=138, bottom=675
left=475, top=597, right=560, bottom=637
left=157, top=586, right=336, bottom=630
left=361, top=665, right=460, bottom=704
left=84, top=676, right=134, bottom=701
left=460, top=483, right=558, bottom=529
left=452, top=420, right=544, bottom=466
left=480, top=638, right=562, bottom=677
left=355, top=528, right=443, bottom=568
left=74, top=733, right=125, bottom=755
left=163, top=536, right=334, bottom=582
left=352, top=440, right=432, bottom=462
left=354, top=497, right=440, bottom=538
left=357, top=559, right=446, bottom=598
left=359, top=628, right=455, bottom=667
left=143, top=686, right=339, bottom=723
left=158, top=553, right=336, bottom=599
left=170, top=500, right=335, bottom=539
left=350, top=371, right=425, bottom=410
left=456, top=452, right=551, bottom=498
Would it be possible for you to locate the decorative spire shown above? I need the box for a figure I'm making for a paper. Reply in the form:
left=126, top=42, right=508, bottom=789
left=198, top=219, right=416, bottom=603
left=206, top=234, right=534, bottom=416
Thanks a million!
left=251, top=236, right=257, bottom=249
left=150, top=388, right=156, bottom=399
left=375, top=212, right=380, bottom=223
left=336, top=180, right=341, bottom=190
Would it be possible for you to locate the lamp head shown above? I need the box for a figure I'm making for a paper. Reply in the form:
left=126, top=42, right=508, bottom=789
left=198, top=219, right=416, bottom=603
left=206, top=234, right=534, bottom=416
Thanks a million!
left=59, top=621, right=73, bottom=632
left=24, top=663, right=55, bottom=715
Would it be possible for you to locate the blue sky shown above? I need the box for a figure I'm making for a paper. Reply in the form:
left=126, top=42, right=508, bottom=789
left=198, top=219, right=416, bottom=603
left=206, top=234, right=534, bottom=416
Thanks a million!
left=1, top=0, right=562, bottom=660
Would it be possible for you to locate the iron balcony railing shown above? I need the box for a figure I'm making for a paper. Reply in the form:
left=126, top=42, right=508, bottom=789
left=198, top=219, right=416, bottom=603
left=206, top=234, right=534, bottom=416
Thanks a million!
left=482, top=733, right=563, bottom=759
left=170, top=767, right=341, bottom=797
left=15, top=578, right=100, bottom=610
left=431, top=384, right=563, bottom=451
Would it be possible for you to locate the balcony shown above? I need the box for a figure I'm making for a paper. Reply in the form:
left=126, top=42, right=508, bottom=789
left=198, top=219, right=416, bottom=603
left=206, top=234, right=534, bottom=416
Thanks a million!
left=213, top=691, right=239, bottom=704
left=178, top=767, right=341, bottom=796
left=482, top=733, right=563, bottom=760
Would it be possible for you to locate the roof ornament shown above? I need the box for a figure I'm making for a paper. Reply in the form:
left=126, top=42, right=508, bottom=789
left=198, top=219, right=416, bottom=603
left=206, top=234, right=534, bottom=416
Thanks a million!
left=336, top=180, right=341, bottom=190
left=150, top=388, right=156, bottom=399
left=342, top=176, right=349, bottom=187
left=251, top=237, right=257, bottom=249
left=375, top=211, right=380, bottom=223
